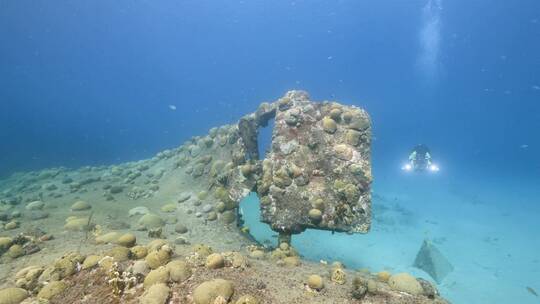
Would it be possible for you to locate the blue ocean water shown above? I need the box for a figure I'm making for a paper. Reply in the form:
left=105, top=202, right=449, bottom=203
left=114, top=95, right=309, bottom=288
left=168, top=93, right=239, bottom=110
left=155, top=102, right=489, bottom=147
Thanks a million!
left=1, top=1, right=539, bottom=303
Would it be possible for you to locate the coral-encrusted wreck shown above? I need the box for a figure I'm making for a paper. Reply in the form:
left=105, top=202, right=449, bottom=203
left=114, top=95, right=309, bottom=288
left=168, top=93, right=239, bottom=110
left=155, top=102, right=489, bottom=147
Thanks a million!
left=223, top=90, right=372, bottom=242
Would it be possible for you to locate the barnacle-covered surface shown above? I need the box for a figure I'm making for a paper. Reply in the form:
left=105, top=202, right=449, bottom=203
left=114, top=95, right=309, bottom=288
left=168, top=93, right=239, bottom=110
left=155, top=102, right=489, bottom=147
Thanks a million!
left=258, top=91, right=372, bottom=234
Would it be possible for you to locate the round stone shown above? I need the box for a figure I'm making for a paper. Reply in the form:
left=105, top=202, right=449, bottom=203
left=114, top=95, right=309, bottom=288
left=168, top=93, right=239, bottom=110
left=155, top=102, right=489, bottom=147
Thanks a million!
left=307, top=275, right=324, bottom=290
left=71, top=200, right=91, bottom=211
left=175, top=224, right=188, bottom=234
left=205, top=253, right=225, bottom=269
left=117, top=233, right=136, bottom=247
left=308, top=209, right=322, bottom=222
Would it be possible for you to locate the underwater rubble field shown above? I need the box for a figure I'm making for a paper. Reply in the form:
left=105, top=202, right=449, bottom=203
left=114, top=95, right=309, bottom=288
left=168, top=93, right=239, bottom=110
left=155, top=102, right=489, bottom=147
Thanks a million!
left=0, top=146, right=447, bottom=304
left=0, top=93, right=537, bottom=304
left=0, top=94, right=451, bottom=304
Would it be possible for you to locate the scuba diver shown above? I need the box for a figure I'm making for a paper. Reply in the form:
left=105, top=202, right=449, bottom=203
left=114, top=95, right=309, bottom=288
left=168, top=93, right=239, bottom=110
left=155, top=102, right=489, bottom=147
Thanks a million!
left=402, top=144, right=439, bottom=172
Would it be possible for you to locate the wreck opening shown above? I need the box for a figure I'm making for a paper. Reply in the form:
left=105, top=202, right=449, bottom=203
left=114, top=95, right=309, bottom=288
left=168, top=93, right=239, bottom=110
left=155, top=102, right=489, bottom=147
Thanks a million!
left=238, top=192, right=275, bottom=247
left=257, top=117, right=274, bottom=158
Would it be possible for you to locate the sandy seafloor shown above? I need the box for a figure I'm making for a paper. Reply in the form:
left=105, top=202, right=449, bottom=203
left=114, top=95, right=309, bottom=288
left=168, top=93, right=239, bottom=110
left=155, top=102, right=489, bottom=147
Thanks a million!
left=241, top=166, right=540, bottom=304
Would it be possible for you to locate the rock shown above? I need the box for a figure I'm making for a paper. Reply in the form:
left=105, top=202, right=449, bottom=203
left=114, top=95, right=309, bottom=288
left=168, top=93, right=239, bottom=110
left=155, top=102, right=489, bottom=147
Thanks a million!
left=107, top=246, right=131, bottom=262
left=0, top=287, right=28, bottom=304
left=331, top=267, right=346, bottom=284
left=148, top=226, right=163, bottom=238
left=235, top=295, right=259, bottom=304
left=37, top=281, right=67, bottom=300
left=71, top=200, right=91, bottom=211
left=333, top=144, right=353, bottom=161
left=215, top=202, right=226, bottom=213
left=145, top=246, right=172, bottom=269
left=282, top=256, right=300, bottom=267
left=64, top=217, right=90, bottom=231
left=160, top=204, right=176, bottom=213
left=98, top=256, right=114, bottom=271
left=221, top=211, right=235, bottom=224
left=231, top=253, right=249, bottom=268
left=240, top=164, right=253, bottom=177
left=322, top=117, right=337, bottom=133
left=138, top=214, right=165, bottom=230
left=206, top=211, right=217, bottom=221
left=131, top=260, right=150, bottom=277
left=417, top=278, right=439, bottom=298
left=131, top=245, right=148, bottom=259
left=202, top=204, right=213, bottom=213
left=166, top=260, right=192, bottom=283
left=307, top=275, right=324, bottom=290
left=50, top=253, right=82, bottom=279
left=177, top=193, right=191, bottom=203
left=308, top=209, right=322, bottom=222
left=192, top=244, right=213, bottom=257
left=249, top=250, right=265, bottom=259
left=27, top=211, right=49, bottom=220
left=82, top=255, right=102, bottom=270
left=376, top=271, right=391, bottom=282
left=25, top=201, right=44, bottom=211
left=4, top=221, right=18, bottom=230
left=143, top=266, right=169, bottom=289
left=109, top=185, right=124, bottom=194
left=141, top=283, right=170, bottom=304
left=129, top=206, right=150, bottom=217
left=347, top=111, right=370, bottom=131
left=388, top=273, right=423, bottom=295
left=367, top=279, right=378, bottom=293
left=0, top=237, right=13, bottom=252
left=174, top=223, right=188, bottom=234
left=205, top=253, right=225, bottom=269
left=193, top=279, right=234, bottom=304
left=14, top=266, right=42, bottom=291
left=197, top=191, right=209, bottom=200
left=413, top=239, right=454, bottom=283
left=117, top=233, right=136, bottom=247
left=96, top=232, right=121, bottom=244
left=8, top=245, right=24, bottom=258
left=190, top=145, right=201, bottom=157
left=175, top=237, right=189, bottom=245
left=146, top=240, right=169, bottom=252
left=351, top=277, right=368, bottom=299
left=345, top=129, right=361, bottom=146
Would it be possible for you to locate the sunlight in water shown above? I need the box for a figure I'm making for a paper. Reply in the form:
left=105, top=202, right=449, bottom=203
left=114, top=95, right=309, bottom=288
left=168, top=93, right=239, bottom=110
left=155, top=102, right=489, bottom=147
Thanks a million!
left=418, top=0, right=443, bottom=80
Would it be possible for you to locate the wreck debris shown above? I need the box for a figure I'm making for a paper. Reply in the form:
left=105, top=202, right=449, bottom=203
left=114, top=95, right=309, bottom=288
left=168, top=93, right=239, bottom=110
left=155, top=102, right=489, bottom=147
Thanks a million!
left=413, top=239, right=454, bottom=283
left=229, top=90, right=372, bottom=242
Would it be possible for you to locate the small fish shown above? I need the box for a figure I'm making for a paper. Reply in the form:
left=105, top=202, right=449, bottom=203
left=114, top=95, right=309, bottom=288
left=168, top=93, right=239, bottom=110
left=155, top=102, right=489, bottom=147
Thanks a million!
left=527, top=286, right=538, bottom=297
left=532, top=85, right=540, bottom=90
left=168, top=105, right=177, bottom=111
left=520, top=144, right=529, bottom=149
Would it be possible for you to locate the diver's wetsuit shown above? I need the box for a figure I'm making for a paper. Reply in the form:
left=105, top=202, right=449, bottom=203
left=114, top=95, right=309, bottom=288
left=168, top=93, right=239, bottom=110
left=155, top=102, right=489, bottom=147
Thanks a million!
left=410, top=144, right=432, bottom=171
